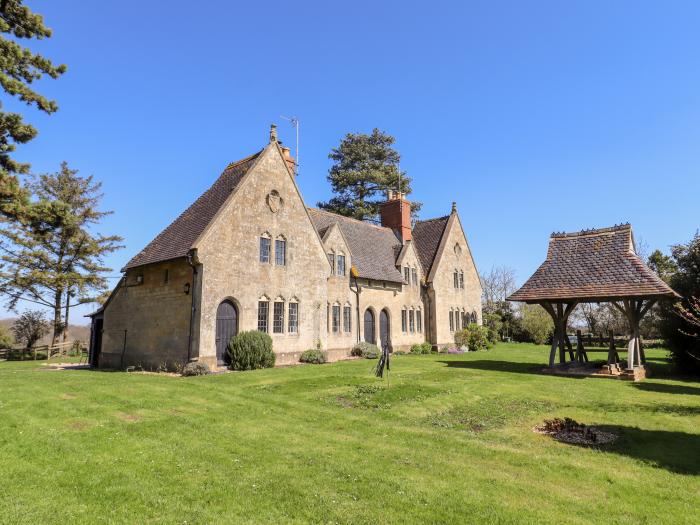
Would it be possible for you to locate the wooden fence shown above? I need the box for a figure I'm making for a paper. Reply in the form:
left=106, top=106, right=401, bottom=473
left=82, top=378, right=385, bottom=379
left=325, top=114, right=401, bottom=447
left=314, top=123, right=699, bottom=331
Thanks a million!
left=0, top=340, right=88, bottom=362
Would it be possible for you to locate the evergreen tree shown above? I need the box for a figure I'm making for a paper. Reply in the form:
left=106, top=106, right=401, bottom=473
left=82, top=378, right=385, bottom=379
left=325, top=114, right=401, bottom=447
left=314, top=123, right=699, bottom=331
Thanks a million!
left=0, top=1, right=66, bottom=222
left=0, top=163, right=123, bottom=344
left=318, top=129, right=421, bottom=221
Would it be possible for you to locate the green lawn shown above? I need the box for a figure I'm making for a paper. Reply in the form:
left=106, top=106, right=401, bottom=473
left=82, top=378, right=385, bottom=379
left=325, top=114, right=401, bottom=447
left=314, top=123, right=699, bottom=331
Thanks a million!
left=1, top=344, right=699, bottom=524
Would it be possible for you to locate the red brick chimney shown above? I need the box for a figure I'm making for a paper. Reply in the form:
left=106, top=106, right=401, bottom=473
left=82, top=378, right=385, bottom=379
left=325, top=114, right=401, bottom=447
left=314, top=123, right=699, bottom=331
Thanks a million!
left=279, top=144, right=297, bottom=174
left=380, top=190, right=411, bottom=243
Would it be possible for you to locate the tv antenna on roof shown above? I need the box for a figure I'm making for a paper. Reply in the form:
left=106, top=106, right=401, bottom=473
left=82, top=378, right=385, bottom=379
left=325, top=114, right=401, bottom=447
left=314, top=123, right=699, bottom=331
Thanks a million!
left=280, top=115, right=299, bottom=175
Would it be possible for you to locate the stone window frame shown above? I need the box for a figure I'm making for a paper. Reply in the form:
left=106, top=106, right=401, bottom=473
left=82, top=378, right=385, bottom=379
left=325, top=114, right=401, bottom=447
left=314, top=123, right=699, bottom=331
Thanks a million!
left=459, top=270, right=464, bottom=289
left=273, top=298, right=285, bottom=334
left=337, top=252, right=346, bottom=277
left=416, top=308, right=422, bottom=333
left=449, top=308, right=454, bottom=332
left=327, top=252, right=335, bottom=276
left=403, top=266, right=410, bottom=285
left=259, top=232, right=272, bottom=264
left=275, top=235, right=287, bottom=266
left=454, top=243, right=462, bottom=256
left=343, top=303, right=352, bottom=333
left=470, top=311, right=477, bottom=324
left=408, top=308, right=415, bottom=333
left=288, top=300, right=299, bottom=334
left=257, top=296, right=270, bottom=332
left=411, top=267, right=418, bottom=287
left=331, top=303, right=341, bottom=333
left=401, top=308, right=407, bottom=333
left=453, top=269, right=459, bottom=289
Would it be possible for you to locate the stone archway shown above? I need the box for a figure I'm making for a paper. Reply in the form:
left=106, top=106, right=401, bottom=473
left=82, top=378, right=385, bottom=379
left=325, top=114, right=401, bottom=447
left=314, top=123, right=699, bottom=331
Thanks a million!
left=363, top=308, right=376, bottom=344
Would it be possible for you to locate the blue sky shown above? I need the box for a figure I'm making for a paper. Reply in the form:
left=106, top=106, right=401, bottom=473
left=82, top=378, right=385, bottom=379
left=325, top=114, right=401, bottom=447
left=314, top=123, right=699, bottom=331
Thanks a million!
left=6, top=0, right=700, bottom=322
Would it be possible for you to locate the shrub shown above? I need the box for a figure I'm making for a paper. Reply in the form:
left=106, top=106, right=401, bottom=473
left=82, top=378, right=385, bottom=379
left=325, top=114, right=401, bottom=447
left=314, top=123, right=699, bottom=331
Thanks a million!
left=410, top=344, right=423, bottom=354
left=227, top=331, right=275, bottom=370
left=351, top=341, right=380, bottom=359
left=455, top=324, right=492, bottom=352
left=12, top=310, right=49, bottom=349
left=420, top=342, right=432, bottom=354
left=520, top=304, right=554, bottom=345
left=182, top=361, right=211, bottom=376
left=299, top=349, right=327, bottom=364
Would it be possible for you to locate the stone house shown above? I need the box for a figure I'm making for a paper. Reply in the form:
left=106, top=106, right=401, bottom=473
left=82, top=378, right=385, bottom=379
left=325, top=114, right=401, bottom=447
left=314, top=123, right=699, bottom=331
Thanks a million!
left=88, top=126, right=482, bottom=369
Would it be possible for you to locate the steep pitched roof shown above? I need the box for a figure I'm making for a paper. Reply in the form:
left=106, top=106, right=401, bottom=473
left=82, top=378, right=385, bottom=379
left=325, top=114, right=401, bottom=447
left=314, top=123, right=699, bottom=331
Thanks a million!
left=508, top=224, right=679, bottom=303
left=412, top=215, right=449, bottom=277
left=307, top=208, right=404, bottom=283
left=124, top=152, right=261, bottom=269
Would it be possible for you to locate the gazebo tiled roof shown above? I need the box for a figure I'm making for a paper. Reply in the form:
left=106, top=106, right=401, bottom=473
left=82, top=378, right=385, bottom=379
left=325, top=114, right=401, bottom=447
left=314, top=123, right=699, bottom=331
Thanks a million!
left=508, top=224, right=678, bottom=303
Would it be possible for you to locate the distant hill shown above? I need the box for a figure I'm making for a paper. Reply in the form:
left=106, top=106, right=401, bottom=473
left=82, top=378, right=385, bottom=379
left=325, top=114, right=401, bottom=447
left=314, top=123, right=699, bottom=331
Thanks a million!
left=0, top=318, right=90, bottom=346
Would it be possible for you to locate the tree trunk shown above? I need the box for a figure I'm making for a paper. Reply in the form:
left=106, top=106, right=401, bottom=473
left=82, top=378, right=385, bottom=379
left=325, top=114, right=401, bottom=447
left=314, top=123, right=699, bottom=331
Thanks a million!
left=51, top=288, right=63, bottom=346
left=63, top=289, right=71, bottom=343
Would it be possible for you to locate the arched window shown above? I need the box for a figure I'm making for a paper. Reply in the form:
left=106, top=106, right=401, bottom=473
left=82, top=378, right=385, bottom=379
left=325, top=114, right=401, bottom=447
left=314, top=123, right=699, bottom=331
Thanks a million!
left=401, top=308, right=407, bottom=332
left=259, top=232, right=271, bottom=263
left=470, top=311, right=477, bottom=324
left=275, top=235, right=286, bottom=266
left=343, top=302, right=352, bottom=332
left=453, top=270, right=459, bottom=289
left=409, top=308, right=415, bottom=333
left=337, top=252, right=346, bottom=276
left=257, top=295, right=270, bottom=332
left=331, top=302, right=341, bottom=333
left=454, top=243, right=462, bottom=256
left=288, top=299, right=299, bottom=333
left=416, top=309, right=422, bottom=332
left=459, top=270, right=464, bottom=289
left=449, top=309, right=454, bottom=332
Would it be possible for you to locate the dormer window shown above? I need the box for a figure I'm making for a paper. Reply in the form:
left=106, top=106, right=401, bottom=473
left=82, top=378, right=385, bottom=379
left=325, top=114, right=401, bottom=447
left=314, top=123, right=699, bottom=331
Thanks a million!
left=328, top=253, right=335, bottom=275
left=337, top=254, right=346, bottom=276
left=404, top=266, right=410, bottom=284
left=411, top=268, right=418, bottom=286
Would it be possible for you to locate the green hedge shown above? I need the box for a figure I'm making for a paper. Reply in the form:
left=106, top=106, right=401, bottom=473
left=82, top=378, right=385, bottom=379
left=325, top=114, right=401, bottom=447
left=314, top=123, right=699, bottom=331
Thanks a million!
left=227, top=331, right=275, bottom=370
left=351, top=342, right=379, bottom=359
left=299, top=349, right=327, bottom=364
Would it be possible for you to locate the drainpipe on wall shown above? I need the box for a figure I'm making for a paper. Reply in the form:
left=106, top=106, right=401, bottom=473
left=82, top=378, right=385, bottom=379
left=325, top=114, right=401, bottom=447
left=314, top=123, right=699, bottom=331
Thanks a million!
left=350, top=268, right=361, bottom=343
left=186, top=249, right=199, bottom=362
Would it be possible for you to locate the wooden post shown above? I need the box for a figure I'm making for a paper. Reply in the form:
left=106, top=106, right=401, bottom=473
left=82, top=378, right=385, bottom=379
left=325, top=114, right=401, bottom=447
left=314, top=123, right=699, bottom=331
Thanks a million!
left=607, top=330, right=619, bottom=365
left=611, top=299, right=655, bottom=371
left=576, top=329, right=588, bottom=363
left=541, top=301, right=578, bottom=367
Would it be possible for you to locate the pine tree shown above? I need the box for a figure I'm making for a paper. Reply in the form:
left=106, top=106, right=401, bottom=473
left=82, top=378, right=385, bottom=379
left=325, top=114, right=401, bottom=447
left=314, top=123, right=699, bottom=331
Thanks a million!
left=0, top=1, right=66, bottom=222
left=318, top=129, right=421, bottom=221
left=0, top=163, right=123, bottom=344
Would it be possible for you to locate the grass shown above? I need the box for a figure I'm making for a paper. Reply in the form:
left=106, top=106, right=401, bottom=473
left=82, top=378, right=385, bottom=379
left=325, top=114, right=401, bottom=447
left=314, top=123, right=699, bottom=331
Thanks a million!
left=1, top=343, right=699, bottom=524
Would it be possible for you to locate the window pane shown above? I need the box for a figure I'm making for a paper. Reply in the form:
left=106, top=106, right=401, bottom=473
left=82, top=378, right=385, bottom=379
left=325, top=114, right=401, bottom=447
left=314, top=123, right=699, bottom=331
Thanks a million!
left=404, top=267, right=410, bottom=284
left=459, top=271, right=464, bottom=289
left=275, top=239, right=286, bottom=266
left=258, top=301, right=269, bottom=332
left=412, top=268, right=417, bottom=286
left=332, top=305, right=340, bottom=333
left=260, top=237, right=270, bottom=263
left=273, top=301, right=284, bottom=333
left=453, top=271, right=458, bottom=288
left=417, top=310, right=422, bottom=332
left=343, top=306, right=351, bottom=332
left=449, top=310, right=454, bottom=332
left=401, top=309, right=407, bottom=332
left=337, top=255, right=346, bottom=276
left=409, top=309, right=415, bottom=332
left=328, top=253, right=335, bottom=275
left=288, top=303, right=298, bottom=333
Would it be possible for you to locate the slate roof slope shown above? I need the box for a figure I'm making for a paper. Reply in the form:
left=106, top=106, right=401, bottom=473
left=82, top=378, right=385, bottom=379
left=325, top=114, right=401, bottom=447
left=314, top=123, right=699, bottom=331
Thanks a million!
left=508, top=224, right=678, bottom=303
left=124, top=152, right=261, bottom=269
left=412, top=216, right=449, bottom=277
left=307, top=208, right=404, bottom=283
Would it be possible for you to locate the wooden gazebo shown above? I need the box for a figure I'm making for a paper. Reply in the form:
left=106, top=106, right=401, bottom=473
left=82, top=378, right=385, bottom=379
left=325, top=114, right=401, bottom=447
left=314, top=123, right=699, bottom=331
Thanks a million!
left=507, top=224, right=679, bottom=379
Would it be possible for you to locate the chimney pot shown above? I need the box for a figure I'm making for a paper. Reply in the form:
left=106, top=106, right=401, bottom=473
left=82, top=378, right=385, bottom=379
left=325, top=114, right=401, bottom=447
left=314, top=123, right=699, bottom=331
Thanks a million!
left=269, top=124, right=278, bottom=143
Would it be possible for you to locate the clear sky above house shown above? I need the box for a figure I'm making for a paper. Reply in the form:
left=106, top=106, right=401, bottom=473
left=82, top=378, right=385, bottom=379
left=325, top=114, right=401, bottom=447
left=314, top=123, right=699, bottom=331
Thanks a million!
left=6, top=0, right=700, bottom=321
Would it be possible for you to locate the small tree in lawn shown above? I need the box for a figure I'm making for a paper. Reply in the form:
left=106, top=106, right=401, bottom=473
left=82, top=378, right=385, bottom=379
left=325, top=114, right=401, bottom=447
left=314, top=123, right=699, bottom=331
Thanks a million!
left=520, top=304, right=554, bottom=345
left=318, top=129, right=421, bottom=221
left=12, top=310, right=49, bottom=349
left=0, top=163, right=123, bottom=344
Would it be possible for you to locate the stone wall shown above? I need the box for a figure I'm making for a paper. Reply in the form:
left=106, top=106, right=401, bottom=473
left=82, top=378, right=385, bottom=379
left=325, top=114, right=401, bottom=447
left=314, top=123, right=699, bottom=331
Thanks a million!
left=99, top=259, right=193, bottom=369
left=429, top=213, right=482, bottom=348
left=193, top=145, right=331, bottom=368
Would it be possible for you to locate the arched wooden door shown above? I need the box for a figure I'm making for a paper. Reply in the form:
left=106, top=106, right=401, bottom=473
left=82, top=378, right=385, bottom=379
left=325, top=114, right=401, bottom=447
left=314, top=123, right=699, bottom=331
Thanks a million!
left=216, top=301, right=238, bottom=365
left=363, top=309, right=375, bottom=344
left=379, top=309, right=390, bottom=351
